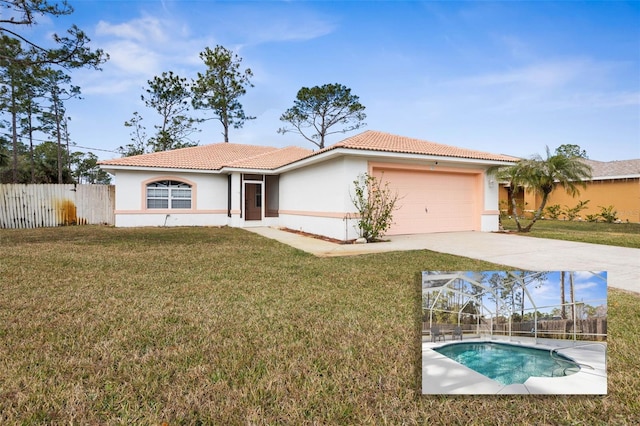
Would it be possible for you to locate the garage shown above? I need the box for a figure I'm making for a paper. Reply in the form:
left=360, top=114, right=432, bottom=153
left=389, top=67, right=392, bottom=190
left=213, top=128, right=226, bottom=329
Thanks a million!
left=372, top=166, right=481, bottom=235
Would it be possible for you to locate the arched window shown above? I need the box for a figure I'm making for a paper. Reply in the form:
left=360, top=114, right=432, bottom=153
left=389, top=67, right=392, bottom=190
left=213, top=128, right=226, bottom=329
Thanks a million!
left=146, top=180, right=192, bottom=209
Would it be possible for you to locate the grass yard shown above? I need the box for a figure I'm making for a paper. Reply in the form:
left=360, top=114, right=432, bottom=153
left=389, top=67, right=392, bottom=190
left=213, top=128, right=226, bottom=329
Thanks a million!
left=500, top=218, right=640, bottom=248
left=1, top=226, right=638, bottom=424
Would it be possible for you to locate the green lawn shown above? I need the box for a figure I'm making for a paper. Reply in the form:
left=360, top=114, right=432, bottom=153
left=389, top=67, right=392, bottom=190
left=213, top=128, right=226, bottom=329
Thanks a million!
left=500, top=218, right=640, bottom=248
left=1, top=226, right=638, bottom=424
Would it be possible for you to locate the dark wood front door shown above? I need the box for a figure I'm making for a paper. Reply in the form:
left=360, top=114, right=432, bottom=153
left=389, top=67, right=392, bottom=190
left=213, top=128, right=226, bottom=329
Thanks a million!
left=245, top=183, right=262, bottom=221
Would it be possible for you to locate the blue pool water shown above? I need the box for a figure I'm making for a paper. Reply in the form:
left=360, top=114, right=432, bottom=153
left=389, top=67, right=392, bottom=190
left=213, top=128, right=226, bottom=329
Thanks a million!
left=434, top=342, right=580, bottom=385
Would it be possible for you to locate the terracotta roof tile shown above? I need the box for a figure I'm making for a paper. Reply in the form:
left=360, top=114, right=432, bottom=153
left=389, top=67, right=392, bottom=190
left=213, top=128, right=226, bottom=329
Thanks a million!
left=582, top=158, right=640, bottom=178
left=99, top=143, right=279, bottom=170
left=320, top=130, right=519, bottom=162
left=99, top=130, right=520, bottom=172
left=227, top=146, right=313, bottom=169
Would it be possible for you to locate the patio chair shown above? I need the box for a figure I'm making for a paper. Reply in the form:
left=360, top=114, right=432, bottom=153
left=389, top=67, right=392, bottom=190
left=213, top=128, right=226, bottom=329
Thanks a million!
left=431, top=326, right=444, bottom=342
left=452, top=326, right=463, bottom=341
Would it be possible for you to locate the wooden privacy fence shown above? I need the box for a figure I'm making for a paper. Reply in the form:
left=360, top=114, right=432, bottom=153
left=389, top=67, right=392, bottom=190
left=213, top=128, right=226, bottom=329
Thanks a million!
left=494, top=318, right=607, bottom=341
left=0, top=184, right=115, bottom=229
left=422, top=318, right=607, bottom=341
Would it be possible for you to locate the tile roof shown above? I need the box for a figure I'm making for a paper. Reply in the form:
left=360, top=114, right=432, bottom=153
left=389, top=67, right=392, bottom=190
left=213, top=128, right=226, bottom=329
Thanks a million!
left=226, top=146, right=313, bottom=169
left=99, top=143, right=286, bottom=170
left=582, top=159, right=640, bottom=178
left=99, top=130, right=520, bottom=172
left=319, top=130, right=519, bottom=162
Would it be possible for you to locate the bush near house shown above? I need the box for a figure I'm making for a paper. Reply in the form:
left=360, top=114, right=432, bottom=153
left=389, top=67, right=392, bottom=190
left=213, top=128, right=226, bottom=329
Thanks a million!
left=350, top=172, right=400, bottom=242
left=598, top=205, right=620, bottom=223
left=545, top=204, right=563, bottom=220
left=543, top=203, right=622, bottom=224
left=563, top=200, right=590, bottom=221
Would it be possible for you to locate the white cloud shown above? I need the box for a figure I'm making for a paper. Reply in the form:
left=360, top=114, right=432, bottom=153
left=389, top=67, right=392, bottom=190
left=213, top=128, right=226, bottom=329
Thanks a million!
left=574, top=271, right=605, bottom=281
left=102, top=39, right=163, bottom=76
left=96, top=17, right=169, bottom=44
left=88, top=14, right=213, bottom=89
left=248, top=16, right=335, bottom=44
left=453, top=59, right=591, bottom=89
left=574, top=281, right=598, bottom=292
left=435, top=57, right=638, bottom=116
left=220, top=3, right=337, bottom=47
left=79, top=77, right=141, bottom=96
left=530, top=283, right=558, bottom=303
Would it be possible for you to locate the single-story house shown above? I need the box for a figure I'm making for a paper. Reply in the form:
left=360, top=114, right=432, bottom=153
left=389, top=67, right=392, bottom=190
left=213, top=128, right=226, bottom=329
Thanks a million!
left=499, top=158, right=640, bottom=223
left=99, top=130, right=518, bottom=241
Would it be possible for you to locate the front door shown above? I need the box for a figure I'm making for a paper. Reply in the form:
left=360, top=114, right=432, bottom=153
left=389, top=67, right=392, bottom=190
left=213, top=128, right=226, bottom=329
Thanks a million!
left=245, top=183, right=262, bottom=221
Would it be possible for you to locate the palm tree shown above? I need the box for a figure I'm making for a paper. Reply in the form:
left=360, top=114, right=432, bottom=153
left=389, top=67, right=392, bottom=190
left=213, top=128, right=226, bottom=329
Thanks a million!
left=491, top=146, right=592, bottom=232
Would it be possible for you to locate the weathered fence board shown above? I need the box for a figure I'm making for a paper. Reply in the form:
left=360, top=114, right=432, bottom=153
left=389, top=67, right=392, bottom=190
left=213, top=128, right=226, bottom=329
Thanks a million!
left=495, top=318, right=607, bottom=340
left=422, top=318, right=607, bottom=341
left=0, top=184, right=115, bottom=228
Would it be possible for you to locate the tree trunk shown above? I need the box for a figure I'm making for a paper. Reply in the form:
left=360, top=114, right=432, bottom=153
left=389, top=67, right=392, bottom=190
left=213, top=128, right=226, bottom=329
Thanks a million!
left=522, top=191, right=550, bottom=232
left=11, top=83, right=18, bottom=183
left=510, top=187, right=523, bottom=232
left=569, top=272, right=575, bottom=321
left=221, top=110, right=229, bottom=142
left=28, top=112, right=35, bottom=183
left=53, top=97, right=63, bottom=183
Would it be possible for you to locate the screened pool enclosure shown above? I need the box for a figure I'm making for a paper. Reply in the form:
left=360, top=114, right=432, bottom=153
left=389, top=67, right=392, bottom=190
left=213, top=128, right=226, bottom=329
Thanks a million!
left=422, top=271, right=607, bottom=342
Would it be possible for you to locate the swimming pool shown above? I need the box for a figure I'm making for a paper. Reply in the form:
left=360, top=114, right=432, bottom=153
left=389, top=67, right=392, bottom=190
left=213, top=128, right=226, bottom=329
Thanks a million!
left=434, top=342, right=581, bottom=385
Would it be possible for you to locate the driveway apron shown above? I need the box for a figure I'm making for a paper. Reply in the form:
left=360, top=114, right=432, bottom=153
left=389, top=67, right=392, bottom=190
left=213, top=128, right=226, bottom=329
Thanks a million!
left=247, top=228, right=639, bottom=293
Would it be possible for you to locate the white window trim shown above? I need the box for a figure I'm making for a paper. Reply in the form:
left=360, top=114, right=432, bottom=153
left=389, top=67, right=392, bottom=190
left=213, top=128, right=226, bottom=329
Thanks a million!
left=145, top=180, right=193, bottom=210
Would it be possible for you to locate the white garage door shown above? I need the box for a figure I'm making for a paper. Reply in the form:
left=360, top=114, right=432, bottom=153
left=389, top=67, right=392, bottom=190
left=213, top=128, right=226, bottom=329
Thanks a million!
left=373, top=167, right=480, bottom=235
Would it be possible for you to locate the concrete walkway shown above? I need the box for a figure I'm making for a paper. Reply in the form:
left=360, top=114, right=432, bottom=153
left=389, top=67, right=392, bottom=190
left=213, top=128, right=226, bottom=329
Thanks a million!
left=246, top=227, right=640, bottom=293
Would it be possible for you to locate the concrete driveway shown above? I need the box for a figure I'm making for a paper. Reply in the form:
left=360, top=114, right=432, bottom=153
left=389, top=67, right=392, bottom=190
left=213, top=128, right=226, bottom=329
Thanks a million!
left=247, top=228, right=639, bottom=294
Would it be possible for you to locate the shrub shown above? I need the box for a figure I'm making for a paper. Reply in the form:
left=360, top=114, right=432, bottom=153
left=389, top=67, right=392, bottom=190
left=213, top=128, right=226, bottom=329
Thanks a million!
left=585, top=214, right=599, bottom=222
left=563, top=200, right=590, bottom=221
left=351, top=172, right=400, bottom=242
left=545, top=204, right=562, bottom=220
left=499, top=200, right=510, bottom=219
left=598, top=205, right=619, bottom=223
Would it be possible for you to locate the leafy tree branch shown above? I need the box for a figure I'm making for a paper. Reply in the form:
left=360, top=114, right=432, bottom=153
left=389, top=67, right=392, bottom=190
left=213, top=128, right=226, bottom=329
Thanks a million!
left=278, top=83, right=366, bottom=149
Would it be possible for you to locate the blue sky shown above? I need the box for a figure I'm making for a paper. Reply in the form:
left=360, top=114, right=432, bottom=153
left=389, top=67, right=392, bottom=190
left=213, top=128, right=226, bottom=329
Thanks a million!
left=423, top=270, right=608, bottom=316
left=22, top=1, right=640, bottom=161
left=519, top=271, right=607, bottom=312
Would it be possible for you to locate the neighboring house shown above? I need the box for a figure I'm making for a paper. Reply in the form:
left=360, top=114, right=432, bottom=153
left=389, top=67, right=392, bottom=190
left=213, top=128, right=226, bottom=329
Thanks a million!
left=99, top=130, right=518, bottom=241
left=499, top=159, right=640, bottom=223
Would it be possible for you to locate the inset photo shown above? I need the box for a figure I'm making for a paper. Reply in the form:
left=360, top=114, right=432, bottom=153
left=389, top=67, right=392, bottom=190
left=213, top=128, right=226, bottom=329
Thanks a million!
left=421, top=271, right=607, bottom=395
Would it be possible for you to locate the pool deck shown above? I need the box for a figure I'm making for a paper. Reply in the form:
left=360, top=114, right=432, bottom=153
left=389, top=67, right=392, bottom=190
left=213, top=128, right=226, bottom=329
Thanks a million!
left=422, top=336, right=607, bottom=395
